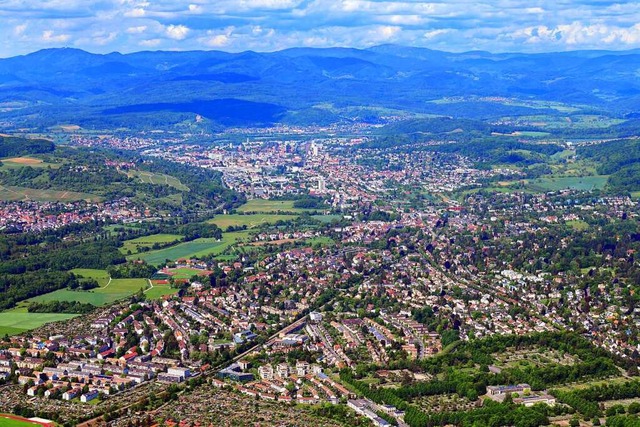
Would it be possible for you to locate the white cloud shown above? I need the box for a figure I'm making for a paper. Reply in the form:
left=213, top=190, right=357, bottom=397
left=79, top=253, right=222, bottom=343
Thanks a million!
left=41, top=30, right=70, bottom=43
left=124, top=8, right=146, bottom=18
left=126, top=26, right=147, bottom=34
left=139, top=38, right=161, bottom=47
left=14, top=24, right=27, bottom=36
left=165, top=24, right=189, bottom=40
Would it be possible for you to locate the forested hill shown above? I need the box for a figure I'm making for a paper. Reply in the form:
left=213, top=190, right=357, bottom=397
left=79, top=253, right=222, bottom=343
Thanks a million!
left=0, top=136, right=54, bottom=157
left=0, top=46, right=639, bottom=130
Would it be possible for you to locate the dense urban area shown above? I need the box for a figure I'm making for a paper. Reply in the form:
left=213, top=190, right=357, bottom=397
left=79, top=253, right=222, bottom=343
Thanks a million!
left=0, top=112, right=640, bottom=427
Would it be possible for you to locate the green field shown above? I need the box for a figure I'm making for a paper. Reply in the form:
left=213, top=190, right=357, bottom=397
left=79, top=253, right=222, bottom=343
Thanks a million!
left=207, top=213, right=297, bottom=229
left=120, top=234, right=184, bottom=255
left=526, top=175, right=608, bottom=192
left=237, top=199, right=308, bottom=213
left=70, top=268, right=111, bottom=287
left=26, top=277, right=147, bottom=307
left=165, top=267, right=211, bottom=279
left=566, top=220, right=589, bottom=231
left=0, top=415, right=45, bottom=427
left=144, top=285, right=179, bottom=300
left=0, top=184, right=100, bottom=202
left=126, top=170, right=189, bottom=191
left=0, top=311, right=78, bottom=336
left=0, top=156, right=59, bottom=170
left=128, top=231, right=251, bottom=265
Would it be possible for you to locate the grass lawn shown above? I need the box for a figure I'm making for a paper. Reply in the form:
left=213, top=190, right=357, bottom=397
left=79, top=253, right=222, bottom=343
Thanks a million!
left=0, top=311, right=78, bottom=336
left=207, top=213, right=297, bottom=229
left=311, top=214, right=342, bottom=223
left=144, top=285, right=178, bottom=300
left=0, top=185, right=100, bottom=202
left=128, top=231, right=251, bottom=265
left=631, top=191, right=640, bottom=200
left=305, top=236, right=335, bottom=246
left=163, top=267, right=211, bottom=279
left=25, top=276, right=147, bottom=307
left=126, top=170, right=189, bottom=191
left=236, top=199, right=309, bottom=213
left=566, top=220, right=589, bottom=231
left=0, top=414, right=47, bottom=427
left=120, top=234, right=184, bottom=255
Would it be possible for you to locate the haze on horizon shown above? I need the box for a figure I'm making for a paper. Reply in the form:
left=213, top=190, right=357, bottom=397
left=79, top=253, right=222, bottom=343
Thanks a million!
left=1, top=0, right=640, bottom=58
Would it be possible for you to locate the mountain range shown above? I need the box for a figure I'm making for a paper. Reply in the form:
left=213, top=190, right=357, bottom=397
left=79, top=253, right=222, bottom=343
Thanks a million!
left=1, top=45, right=639, bottom=130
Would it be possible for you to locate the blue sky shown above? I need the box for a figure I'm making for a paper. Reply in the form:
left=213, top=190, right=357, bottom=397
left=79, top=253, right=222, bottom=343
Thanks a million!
left=1, top=0, right=639, bottom=57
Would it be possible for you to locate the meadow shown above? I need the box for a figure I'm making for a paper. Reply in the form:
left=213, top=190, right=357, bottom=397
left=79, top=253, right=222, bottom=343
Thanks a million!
left=126, top=170, right=189, bottom=191
left=120, top=233, right=183, bottom=255
left=236, top=199, right=308, bottom=213
left=128, top=230, right=251, bottom=265
left=207, top=213, right=297, bottom=229
left=0, top=156, right=59, bottom=170
left=526, top=175, right=608, bottom=192
left=0, top=184, right=99, bottom=202
left=0, top=310, right=78, bottom=336
left=26, top=278, right=148, bottom=306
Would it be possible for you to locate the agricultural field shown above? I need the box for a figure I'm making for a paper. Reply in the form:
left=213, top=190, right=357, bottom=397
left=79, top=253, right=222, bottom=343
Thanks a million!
left=0, top=156, right=59, bottom=170
left=236, top=199, right=308, bottom=213
left=120, top=233, right=183, bottom=255
left=0, top=310, right=78, bottom=336
left=207, top=213, right=298, bottom=229
left=0, top=185, right=99, bottom=202
left=128, top=231, right=251, bottom=265
left=126, top=170, right=189, bottom=191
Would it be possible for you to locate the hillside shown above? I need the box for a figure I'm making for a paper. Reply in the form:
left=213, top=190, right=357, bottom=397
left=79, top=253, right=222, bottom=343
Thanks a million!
left=0, top=46, right=639, bottom=130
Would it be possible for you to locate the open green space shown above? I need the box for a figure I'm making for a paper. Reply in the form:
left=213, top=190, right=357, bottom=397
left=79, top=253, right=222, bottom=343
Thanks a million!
left=126, top=170, right=189, bottom=191
left=144, top=285, right=179, bottom=300
left=207, top=213, right=297, bottom=229
left=0, top=184, right=100, bottom=202
left=164, top=267, right=211, bottom=279
left=0, top=311, right=78, bottom=336
left=236, top=199, right=308, bottom=213
left=25, top=276, right=147, bottom=307
left=128, top=231, right=251, bottom=265
left=0, top=415, right=46, bottom=427
left=120, top=233, right=183, bottom=255
left=526, top=175, right=608, bottom=192
left=566, top=220, right=589, bottom=231
left=70, top=268, right=110, bottom=287
left=0, top=156, right=60, bottom=170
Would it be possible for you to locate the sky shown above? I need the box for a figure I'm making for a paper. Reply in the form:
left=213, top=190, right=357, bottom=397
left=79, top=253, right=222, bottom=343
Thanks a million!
left=1, top=0, right=640, bottom=57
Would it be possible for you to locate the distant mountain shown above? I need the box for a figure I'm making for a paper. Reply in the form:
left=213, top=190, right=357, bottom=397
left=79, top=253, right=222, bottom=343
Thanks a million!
left=0, top=46, right=639, bottom=130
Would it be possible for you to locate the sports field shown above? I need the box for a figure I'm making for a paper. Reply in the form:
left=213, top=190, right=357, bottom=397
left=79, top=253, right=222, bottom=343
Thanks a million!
left=207, top=213, right=297, bottom=229
left=0, top=185, right=99, bottom=202
left=129, top=231, right=250, bottom=265
left=144, top=285, right=178, bottom=300
left=120, top=234, right=183, bottom=255
left=237, top=199, right=308, bottom=213
left=0, top=414, right=48, bottom=427
left=0, top=311, right=78, bottom=336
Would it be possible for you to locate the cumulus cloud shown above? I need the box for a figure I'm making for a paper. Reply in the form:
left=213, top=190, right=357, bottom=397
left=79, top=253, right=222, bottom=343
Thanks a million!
left=165, top=24, right=189, bottom=40
left=41, top=30, right=70, bottom=43
left=1, top=0, right=640, bottom=56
